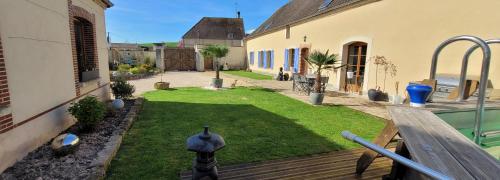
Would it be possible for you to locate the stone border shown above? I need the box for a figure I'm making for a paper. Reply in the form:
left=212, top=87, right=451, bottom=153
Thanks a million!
left=89, top=97, right=144, bottom=179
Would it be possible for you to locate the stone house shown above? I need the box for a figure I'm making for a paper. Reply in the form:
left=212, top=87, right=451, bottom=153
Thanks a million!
left=0, top=0, right=113, bottom=172
left=246, top=0, right=500, bottom=97
left=181, top=17, right=246, bottom=70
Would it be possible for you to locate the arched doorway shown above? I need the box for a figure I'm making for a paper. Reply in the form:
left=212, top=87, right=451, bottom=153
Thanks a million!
left=342, top=42, right=367, bottom=93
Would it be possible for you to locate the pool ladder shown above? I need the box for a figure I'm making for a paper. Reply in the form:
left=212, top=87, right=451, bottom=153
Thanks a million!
left=430, top=35, right=500, bottom=144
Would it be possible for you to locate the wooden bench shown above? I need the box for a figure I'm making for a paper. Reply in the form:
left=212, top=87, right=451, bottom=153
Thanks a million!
left=356, top=107, right=500, bottom=179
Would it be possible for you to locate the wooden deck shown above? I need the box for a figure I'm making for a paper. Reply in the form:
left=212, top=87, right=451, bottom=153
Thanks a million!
left=180, top=148, right=394, bottom=180
left=388, top=107, right=500, bottom=179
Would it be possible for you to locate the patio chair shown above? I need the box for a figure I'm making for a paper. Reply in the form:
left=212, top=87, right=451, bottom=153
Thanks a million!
left=292, top=74, right=310, bottom=95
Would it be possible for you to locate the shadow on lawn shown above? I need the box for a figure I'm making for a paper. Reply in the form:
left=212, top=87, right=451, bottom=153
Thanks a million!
left=107, top=100, right=347, bottom=179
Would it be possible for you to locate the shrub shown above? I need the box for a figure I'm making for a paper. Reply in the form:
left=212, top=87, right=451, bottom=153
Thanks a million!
left=118, top=64, right=131, bottom=74
left=129, top=67, right=140, bottom=74
left=111, top=79, right=135, bottom=99
left=68, top=96, right=106, bottom=131
left=144, top=57, right=153, bottom=66
left=138, top=65, right=148, bottom=74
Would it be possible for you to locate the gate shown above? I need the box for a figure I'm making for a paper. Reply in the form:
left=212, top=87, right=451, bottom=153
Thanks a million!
left=164, top=47, right=196, bottom=71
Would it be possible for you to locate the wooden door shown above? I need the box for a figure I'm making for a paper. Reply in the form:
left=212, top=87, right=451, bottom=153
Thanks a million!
left=299, top=48, right=309, bottom=75
left=204, top=56, right=213, bottom=70
left=346, top=43, right=367, bottom=92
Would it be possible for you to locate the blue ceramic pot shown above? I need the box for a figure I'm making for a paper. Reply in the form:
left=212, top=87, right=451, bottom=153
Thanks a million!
left=406, top=85, right=432, bottom=107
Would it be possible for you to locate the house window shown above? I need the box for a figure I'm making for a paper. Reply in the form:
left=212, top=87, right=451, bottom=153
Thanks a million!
left=73, top=17, right=98, bottom=82
left=286, top=25, right=290, bottom=39
left=228, top=33, right=234, bottom=39
left=288, top=48, right=295, bottom=69
left=319, top=0, right=333, bottom=10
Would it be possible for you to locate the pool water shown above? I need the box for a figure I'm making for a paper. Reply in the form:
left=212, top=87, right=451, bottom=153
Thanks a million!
left=434, top=109, right=500, bottom=159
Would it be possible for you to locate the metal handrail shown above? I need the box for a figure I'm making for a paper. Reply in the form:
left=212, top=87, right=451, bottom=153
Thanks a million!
left=429, top=35, right=491, bottom=144
left=342, top=131, right=453, bottom=180
left=458, top=39, right=500, bottom=101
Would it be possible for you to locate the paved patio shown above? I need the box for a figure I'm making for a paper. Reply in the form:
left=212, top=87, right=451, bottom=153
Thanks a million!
left=128, top=71, right=389, bottom=119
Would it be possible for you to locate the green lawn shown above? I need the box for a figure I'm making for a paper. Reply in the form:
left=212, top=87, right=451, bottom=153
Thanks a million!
left=223, top=70, right=273, bottom=80
left=140, top=42, right=178, bottom=48
left=106, top=87, right=384, bottom=179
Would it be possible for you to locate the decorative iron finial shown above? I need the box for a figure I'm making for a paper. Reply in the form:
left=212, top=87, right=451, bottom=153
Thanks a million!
left=199, top=125, right=211, bottom=139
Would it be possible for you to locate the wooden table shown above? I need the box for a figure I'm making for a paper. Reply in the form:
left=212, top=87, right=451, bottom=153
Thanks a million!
left=356, top=107, right=500, bottom=179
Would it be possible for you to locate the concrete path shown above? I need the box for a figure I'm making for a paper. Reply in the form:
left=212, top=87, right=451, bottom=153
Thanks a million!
left=218, top=72, right=390, bottom=119
left=128, top=71, right=389, bottom=119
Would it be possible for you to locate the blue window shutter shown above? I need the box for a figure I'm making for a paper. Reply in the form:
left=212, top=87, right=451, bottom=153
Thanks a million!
left=284, top=49, right=289, bottom=71
left=263, top=51, right=268, bottom=68
left=270, top=50, right=274, bottom=69
left=258, top=51, right=261, bottom=67
left=249, top=52, right=254, bottom=65
left=294, top=48, right=300, bottom=73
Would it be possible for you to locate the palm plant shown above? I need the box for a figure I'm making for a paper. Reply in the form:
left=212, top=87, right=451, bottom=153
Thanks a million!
left=305, top=50, right=340, bottom=93
left=201, top=45, right=229, bottom=79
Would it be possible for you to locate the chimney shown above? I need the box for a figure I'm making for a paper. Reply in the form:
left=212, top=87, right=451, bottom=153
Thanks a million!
left=237, top=11, right=241, bottom=19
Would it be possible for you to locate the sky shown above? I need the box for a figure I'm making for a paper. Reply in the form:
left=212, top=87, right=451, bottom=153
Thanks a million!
left=105, top=0, right=289, bottom=43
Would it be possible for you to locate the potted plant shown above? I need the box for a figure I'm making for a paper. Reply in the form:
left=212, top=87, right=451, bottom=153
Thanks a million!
left=305, top=50, right=341, bottom=105
left=154, top=68, right=169, bottom=90
left=201, top=45, right=229, bottom=88
left=368, top=56, right=386, bottom=101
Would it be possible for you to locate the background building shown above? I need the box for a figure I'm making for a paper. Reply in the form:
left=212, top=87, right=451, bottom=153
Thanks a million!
left=181, top=17, right=246, bottom=71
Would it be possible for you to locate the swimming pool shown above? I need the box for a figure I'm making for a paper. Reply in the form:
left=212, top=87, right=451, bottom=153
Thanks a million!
left=434, top=108, right=500, bottom=159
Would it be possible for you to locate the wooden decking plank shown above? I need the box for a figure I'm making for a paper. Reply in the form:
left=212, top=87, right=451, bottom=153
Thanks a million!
left=389, top=107, right=475, bottom=179
left=246, top=158, right=389, bottom=180
left=181, top=148, right=393, bottom=180
left=282, top=158, right=392, bottom=180
left=218, top=152, right=364, bottom=178
left=409, top=108, right=500, bottom=179
left=218, top=148, right=367, bottom=172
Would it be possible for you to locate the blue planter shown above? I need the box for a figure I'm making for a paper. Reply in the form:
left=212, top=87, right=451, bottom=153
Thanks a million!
left=406, top=85, right=432, bottom=107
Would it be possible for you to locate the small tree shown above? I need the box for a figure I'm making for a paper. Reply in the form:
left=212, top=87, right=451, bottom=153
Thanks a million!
left=201, top=45, right=229, bottom=79
left=305, top=50, right=341, bottom=93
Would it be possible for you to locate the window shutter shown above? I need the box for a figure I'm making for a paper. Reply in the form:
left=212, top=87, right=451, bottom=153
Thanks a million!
left=284, top=49, right=289, bottom=71
left=270, top=50, right=274, bottom=69
left=263, top=51, right=268, bottom=68
left=249, top=52, right=254, bottom=65
left=294, top=48, right=300, bottom=73
left=258, top=51, right=261, bottom=67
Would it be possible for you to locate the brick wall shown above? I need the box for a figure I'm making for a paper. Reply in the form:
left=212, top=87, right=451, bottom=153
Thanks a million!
left=0, top=33, right=13, bottom=134
left=68, top=0, right=99, bottom=96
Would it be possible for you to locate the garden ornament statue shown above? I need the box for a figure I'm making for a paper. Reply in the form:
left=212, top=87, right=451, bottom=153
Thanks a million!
left=187, top=126, right=225, bottom=180
left=112, top=98, right=125, bottom=110
left=278, top=67, right=284, bottom=81
left=51, top=133, right=80, bottom=156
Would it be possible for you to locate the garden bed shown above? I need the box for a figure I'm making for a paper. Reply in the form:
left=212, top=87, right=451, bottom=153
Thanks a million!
left=110, top=72, right=158, bottom=81
left=0, top=98, right=143, bottom=180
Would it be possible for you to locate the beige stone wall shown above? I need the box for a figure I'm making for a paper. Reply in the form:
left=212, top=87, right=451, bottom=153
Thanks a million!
left=195, top=45, right=246, bottom=71
left=0, top=0, right=110, bottom=172
left=246, top=0, right=500, bottom=96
